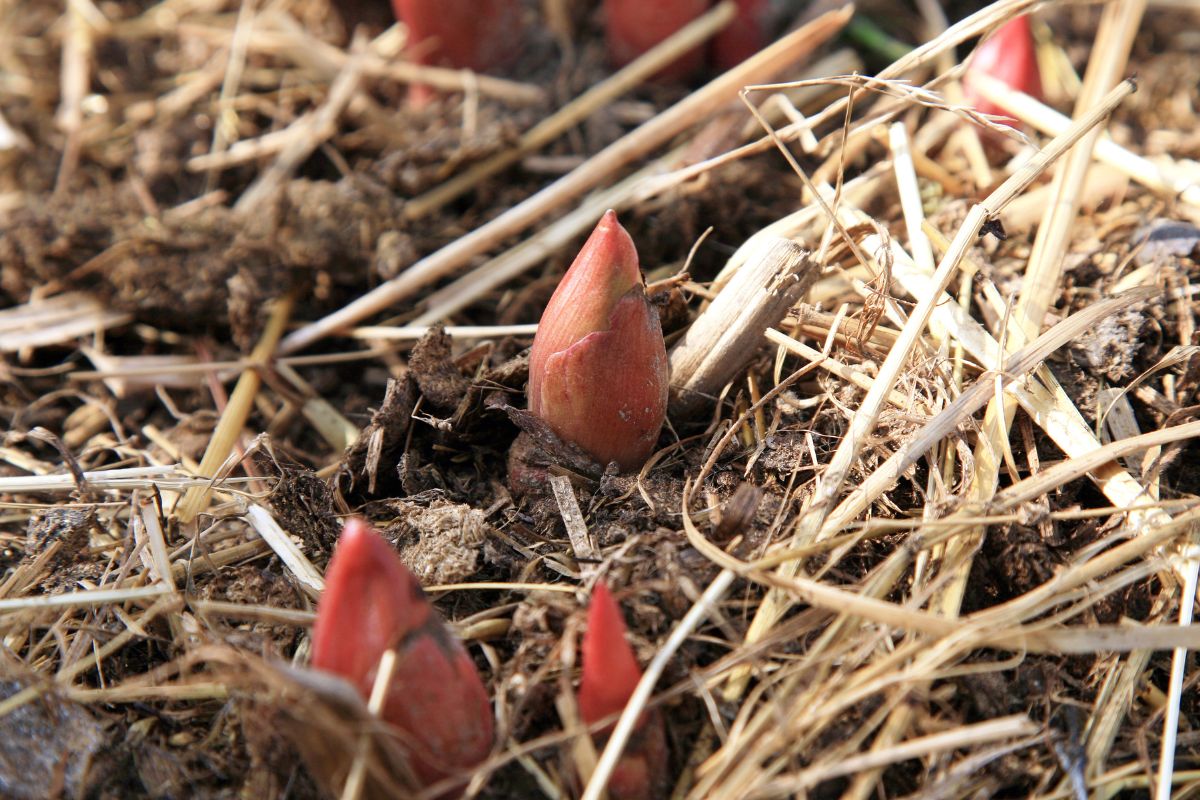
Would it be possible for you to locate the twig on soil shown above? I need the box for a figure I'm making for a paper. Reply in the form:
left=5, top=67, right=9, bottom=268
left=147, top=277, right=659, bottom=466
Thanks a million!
left=0, top=584, right=170, bottom=614
left=191, top=599, right=315, bottom=626
left=203, top=0, right=256, bottom=192
left=352, top=323, right=538, bottom=340
left=888, top=122, right=935, bottom=274
left=52, top=0, right=93, bottom=198
left=0, top=293, right=131, bottom=354
left=549, top=475, right=598, bottom=566
left=270, top=363, right=361, bottom=453
left=70, top=346, right=403, bottom=385
left=1157, top=548, right=1200, bottom=800
left=668, top=237, right=814, bottom=419
left=243, top=503, right=325, bottom=599
left=134, top=496, right=184, bottom=640
left=66, top=682, right=231, bottom=704
left=0, top=465, right=239, bottom=494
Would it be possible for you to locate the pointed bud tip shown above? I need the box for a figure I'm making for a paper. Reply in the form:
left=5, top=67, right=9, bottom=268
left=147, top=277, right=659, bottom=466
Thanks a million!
left=526, top=211, right=665, bottom=471
left=596, top=209, right=626, bottom=241
left=336, top=515, right=371, bottom=550
left=312, top=518, right=426, bottom=676
left=579, top=582, right=645, bottom=725
left=591, top=210, right=640, bottom=286
left=964, top=15, right=1043, bottom=118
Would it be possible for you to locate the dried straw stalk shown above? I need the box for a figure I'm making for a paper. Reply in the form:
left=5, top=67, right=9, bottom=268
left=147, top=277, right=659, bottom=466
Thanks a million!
left=176, top=297, right=292, bottom=523
left=668, top=238, right=814, bottom=419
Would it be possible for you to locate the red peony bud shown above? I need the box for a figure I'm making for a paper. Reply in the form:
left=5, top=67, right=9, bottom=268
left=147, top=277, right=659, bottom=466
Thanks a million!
left=963, top=16, right=1043, bottom=120
left=711, top=0, right=769, bottom=70
left=527, top=211, right=668, bottom=472
left=391, top=0, right=524, bottom=74
left=603, top=0, right=710, bottom=82
left=579, top=582, right=644, bottom=725
left=578, top=582, right=668, bottom=800
left=311, top=518, right=493, bottom=789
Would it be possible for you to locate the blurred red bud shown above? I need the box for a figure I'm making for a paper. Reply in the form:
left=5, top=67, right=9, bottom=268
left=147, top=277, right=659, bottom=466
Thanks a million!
left=712, top=0, right=769, bottom=70
left=312, top=518, right=493, bottom=789
left=579, top=582, right=644, bottom=725
left=963, top=16, right=1043, bottom=119
left=527, top=210, right=668, bottom=472
left=391, top=0, right=524, bottom=73
left=603, top=0, right=710, bottom=82
left=578, top=582, right=668, bottom=800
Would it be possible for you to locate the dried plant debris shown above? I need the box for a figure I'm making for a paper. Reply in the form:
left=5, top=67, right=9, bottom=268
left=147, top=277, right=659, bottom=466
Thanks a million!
left=409, top=325, right=472, bottom=411
left=1067, top=305, right=1148, bottom=383
left=258, top=448, right=342, bottom=563
left=337, top=376, right=419, bottom=498
left=386, top=498, right=493, bottom=585
left=1133, top=218, right=1200, bottom=266
left=25, top=506, right=94, bottom=566
left=4, top=0, right=1200, bottom=798
left=0, top=178, right=399, bottom=335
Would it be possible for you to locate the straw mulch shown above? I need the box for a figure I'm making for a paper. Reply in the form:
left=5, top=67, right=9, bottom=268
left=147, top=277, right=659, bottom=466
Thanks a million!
left=3, top=0, right=1200, bottom=797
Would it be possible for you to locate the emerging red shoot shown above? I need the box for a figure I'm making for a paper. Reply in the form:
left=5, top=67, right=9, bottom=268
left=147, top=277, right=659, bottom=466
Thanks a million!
left=963, top=15, right=1044, bottom=120
left=527, top=211, right=668, bottom=472
left=312, top=518, right=493, bottom=790
left=577, top=582, right=669, bottom=800
left=603, top=0, right=710, bottom=82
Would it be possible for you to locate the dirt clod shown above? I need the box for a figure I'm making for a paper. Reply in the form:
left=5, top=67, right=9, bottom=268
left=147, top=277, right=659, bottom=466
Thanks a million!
left=388, top=499, right=492, bottom=585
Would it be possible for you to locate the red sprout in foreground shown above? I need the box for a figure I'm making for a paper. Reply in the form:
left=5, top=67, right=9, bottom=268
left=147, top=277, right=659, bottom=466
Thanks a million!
left=578, top=582, right=668, bottom=800
left=311, top=518, right=493, bottom=790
